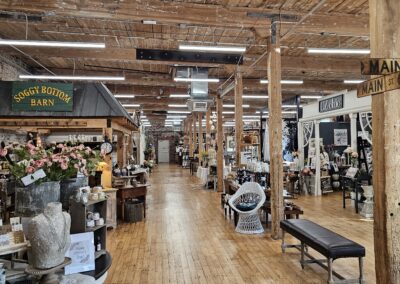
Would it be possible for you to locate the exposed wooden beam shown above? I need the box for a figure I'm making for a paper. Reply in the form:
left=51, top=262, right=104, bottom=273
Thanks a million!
left=370, top=0, right=400, bottom=282
left=268, top=24, right=284, bottom=240
left=234, top=69, right=243, bottom=165
left=206, top=108, right=211, bottom=151
left=189, top=116, right=193, bottom=157
left=0, top=2, right=369, bottom=36
left=216, top=95, right=224, bottom=192
left=198, top=113, right=203, bottom=161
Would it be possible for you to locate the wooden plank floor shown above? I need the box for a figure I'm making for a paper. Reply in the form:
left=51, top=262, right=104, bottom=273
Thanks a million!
left=106, top=164, right=376, bottom=284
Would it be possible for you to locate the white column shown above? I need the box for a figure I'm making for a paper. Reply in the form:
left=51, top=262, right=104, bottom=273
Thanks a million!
left=314, top=120, right=321, bottom=196
left=350, top=113, right=358, bottom=151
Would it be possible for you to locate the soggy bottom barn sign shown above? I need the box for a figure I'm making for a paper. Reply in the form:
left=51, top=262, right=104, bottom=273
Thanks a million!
left=12, top=82, right=73, bottom=112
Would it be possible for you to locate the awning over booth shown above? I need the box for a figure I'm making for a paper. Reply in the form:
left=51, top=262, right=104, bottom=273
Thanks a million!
left=0, top=81, right=138, bottom=130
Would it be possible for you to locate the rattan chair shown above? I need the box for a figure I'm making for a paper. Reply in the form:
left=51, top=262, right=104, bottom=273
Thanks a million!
left=228, top=182, right=266, bottom=234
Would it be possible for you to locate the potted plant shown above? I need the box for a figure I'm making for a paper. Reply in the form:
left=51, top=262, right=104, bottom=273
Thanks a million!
left=1, top=141, right=101, bottom=216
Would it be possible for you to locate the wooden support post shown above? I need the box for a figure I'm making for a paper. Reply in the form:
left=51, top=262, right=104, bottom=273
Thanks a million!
left=206, top=108, right=211, bottom=151
left=193, top=114, right=197, bottom=154
left=188, top=117, right=194, bottom=158
left=217, top=95, right=224, bottom=192
left=198, top=113, right=203, bottom=154
left=370, top=0, right=400, bottom=282
left=267, top=22, right=284, bottom=240
left=235, top=69, right=243, bottom=166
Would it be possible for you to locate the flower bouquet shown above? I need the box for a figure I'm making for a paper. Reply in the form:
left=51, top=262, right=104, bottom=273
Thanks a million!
left=0, top=141, right=102, bottom=216
left=1, top=141, right=102, bottom=185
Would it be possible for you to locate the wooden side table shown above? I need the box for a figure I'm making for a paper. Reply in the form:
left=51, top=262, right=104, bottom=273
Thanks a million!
left=263, top=204, right=304, bottom=229
left=117, top=185, right=147, bottom=221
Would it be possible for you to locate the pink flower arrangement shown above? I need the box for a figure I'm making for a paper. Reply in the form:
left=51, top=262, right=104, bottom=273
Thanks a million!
left=6, top=142, right=102, bottom=185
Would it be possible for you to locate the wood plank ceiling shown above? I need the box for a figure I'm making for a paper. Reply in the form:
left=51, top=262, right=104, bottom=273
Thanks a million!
left=0, top=0, right=369, bottom=125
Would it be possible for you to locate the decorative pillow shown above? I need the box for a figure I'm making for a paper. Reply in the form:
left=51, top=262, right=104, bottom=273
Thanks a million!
left=236, top=202, right=257, bottom=212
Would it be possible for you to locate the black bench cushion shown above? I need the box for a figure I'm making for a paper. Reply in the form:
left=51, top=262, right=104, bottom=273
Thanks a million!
left=280, top=219, right=365, bottom=259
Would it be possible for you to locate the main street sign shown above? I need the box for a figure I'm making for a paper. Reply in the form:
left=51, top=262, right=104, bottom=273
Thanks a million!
left=361, top=58, right=400, bottom=75
left=357, top=72, right=400, bottom=97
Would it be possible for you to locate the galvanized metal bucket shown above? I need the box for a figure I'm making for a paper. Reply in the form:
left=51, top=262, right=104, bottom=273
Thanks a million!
left=15, top=181, right=60, bottom=217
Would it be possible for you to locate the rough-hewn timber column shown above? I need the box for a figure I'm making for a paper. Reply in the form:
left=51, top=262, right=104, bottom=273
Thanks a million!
left=370, top=0, right=400, bottom=282
left=198, top=113, right=203, bottom=155
left=268, top=22, right=284, bottom=240
left=193, top=114, right=197, bottom=154
left=216, top=95, right=224, bottom=192
left=234, top=69, right=243, bottom=166
left=206, top=108, right=211, bottom=151
left=188, top=116, right=193, bottom=157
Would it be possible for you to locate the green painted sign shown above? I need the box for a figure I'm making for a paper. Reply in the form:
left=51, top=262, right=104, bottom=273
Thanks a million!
left=12, top=82, right=74, bottom=112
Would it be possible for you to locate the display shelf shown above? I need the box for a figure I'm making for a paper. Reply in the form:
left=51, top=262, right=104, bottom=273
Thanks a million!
left=86, top=224, right=106, bottom=233
left=86, top=199, right=108, bottom=206
left=95, top=249, right=107, bottom=259
left=69, top=198, right=107, bottom=254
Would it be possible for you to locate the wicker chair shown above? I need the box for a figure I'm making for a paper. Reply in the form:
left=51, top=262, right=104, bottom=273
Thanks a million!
left=228, top=182, right=266, bottom=234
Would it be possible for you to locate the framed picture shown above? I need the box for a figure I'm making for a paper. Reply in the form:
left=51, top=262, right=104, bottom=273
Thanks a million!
left=334, top=129, right=348, bottom=146
left=64, top=232, right=95, bottom=275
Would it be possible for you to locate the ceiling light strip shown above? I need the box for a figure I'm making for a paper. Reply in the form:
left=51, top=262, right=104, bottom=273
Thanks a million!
left=19, top=75, right=125, bottom=81
left=307, top=48, right=370, bottom=54
left=0, top=39, right=105, bottom=48
left=174, top=77, right=219, bottom=83
left=260, top=79, right=303, bottom=84
left=179, top=45, right=246, bottom=53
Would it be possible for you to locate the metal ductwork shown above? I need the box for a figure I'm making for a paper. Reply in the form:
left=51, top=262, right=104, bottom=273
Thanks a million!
left=176, top=67, right=213, bottom=112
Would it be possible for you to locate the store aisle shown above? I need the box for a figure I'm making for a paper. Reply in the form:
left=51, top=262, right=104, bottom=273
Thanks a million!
left=106, top=165, right=375, bottom=284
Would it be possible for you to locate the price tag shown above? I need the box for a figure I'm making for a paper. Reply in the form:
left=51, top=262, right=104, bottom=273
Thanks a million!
left=21, top=169, right=46, bottom=186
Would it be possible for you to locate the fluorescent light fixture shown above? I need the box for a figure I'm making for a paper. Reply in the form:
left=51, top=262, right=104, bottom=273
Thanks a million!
left=179, top=45, right=246, bottom=53
left=307, top=48, right=370, bottom=55
left=167, top=111, right=191, bottom=114
left=344, top=80, right=364, bottom=84
left=260, top=79, right=304, bottom=84
left=170, top=94, right=190, bottom=98
left=282, top=104, right=303, bottom=108
left=166, top=116, right=187, bottom=119
left=243, top=95, right=269, bottom=99
left=243, top=115, right=261, bottom=118
left=243, top=119, right=260, bottom=122
left=282, top=111, right=297, bottom=114
left=174, top=77, right=220, bottom=83
left=168, top=104, right=187, bottom=108
left=19, top=75, right=125, bottom=81
left=301, top=95, right=323, bottom=99
left=0, top=39, right=105, bottom=48
left=142, top=20, right=157, bottom=25
left=115, top=94, right=135, bottom=98
left=256, top=111, right=269, bottom=114
left=122, top=104, right=140, bottom=108
left=223, top=104, right=250, bottom=108
left=222, top=111, right=235, bottom=114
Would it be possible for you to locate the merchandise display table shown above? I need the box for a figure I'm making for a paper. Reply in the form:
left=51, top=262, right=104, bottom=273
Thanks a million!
left=197, top=166, right=231, bottom=190
left=117, top=185, right=148, bottom=221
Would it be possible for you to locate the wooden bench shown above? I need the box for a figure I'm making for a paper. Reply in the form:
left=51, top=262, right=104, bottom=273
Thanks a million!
left=280, top=219, right=365, bottom=284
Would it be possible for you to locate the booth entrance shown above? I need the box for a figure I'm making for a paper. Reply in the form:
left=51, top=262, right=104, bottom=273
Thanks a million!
left=298, top=90, right=372, bottom=201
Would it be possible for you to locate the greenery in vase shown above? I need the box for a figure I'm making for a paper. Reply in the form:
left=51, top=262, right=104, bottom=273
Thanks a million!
left=0, top=141, right=103, bottom=185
